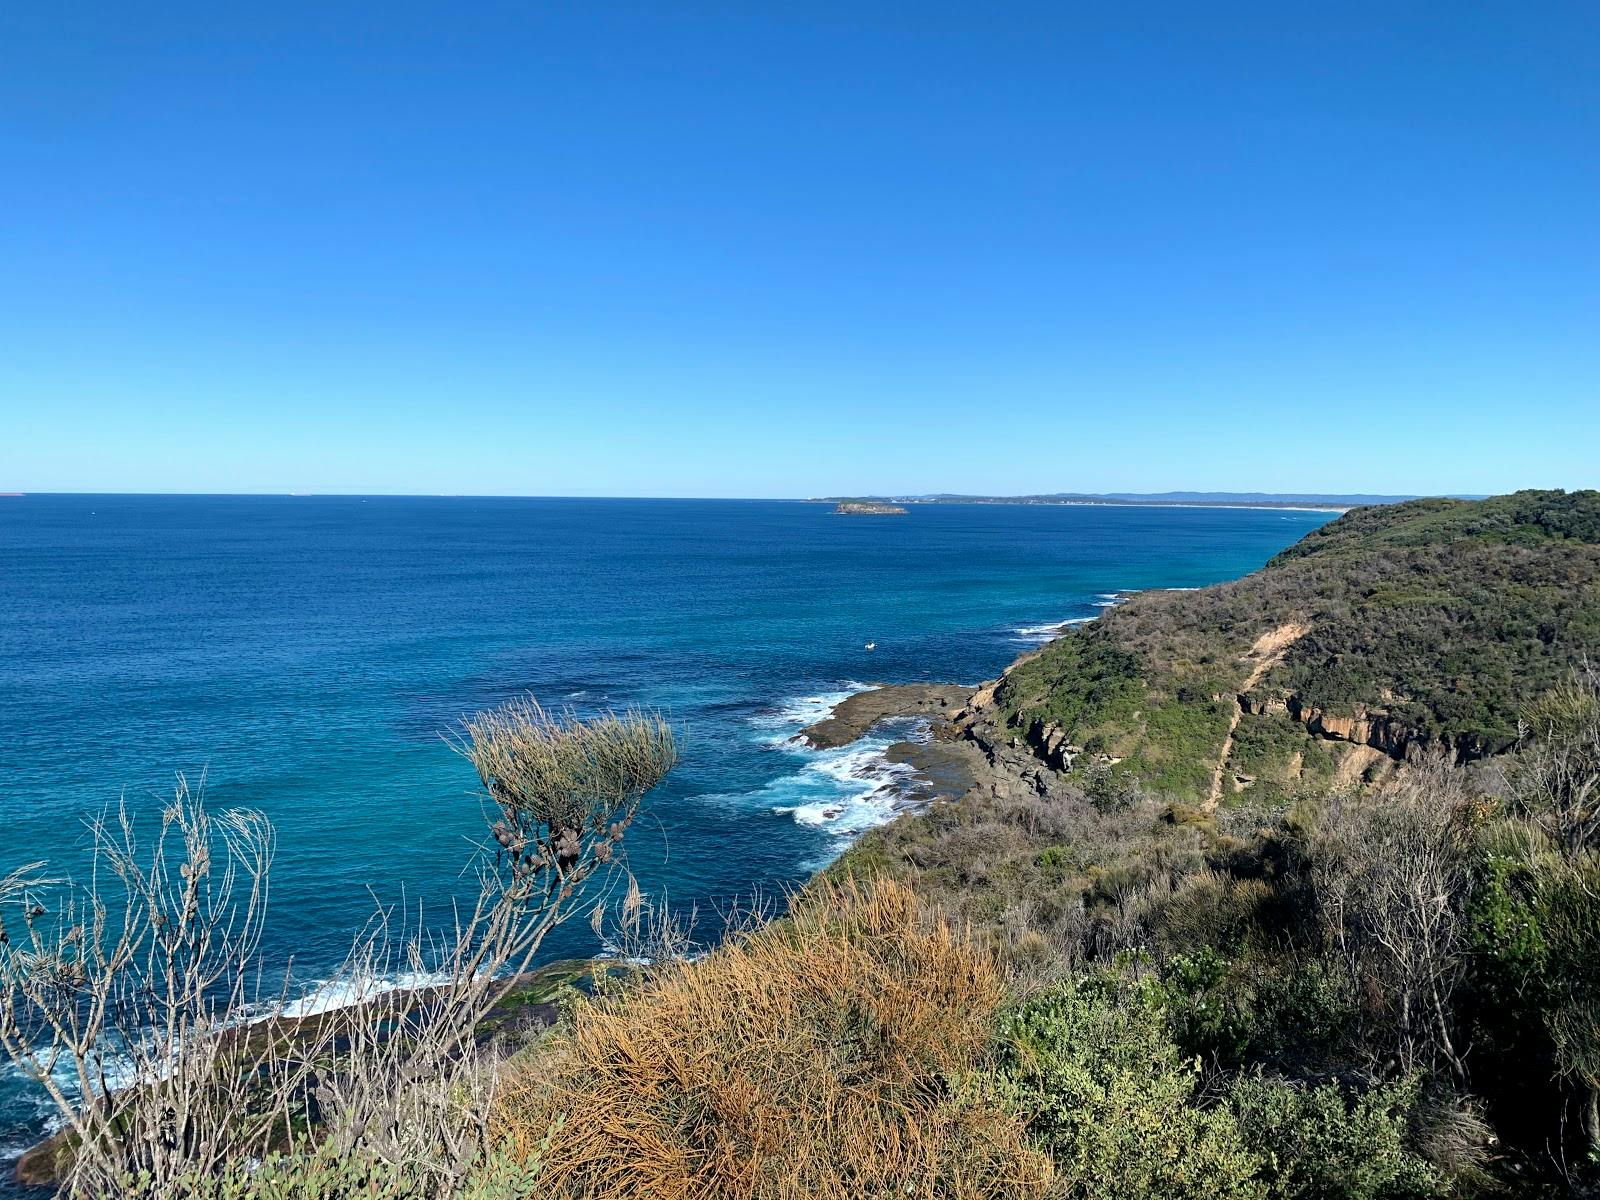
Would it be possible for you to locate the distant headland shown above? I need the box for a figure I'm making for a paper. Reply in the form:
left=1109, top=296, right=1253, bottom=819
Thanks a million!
left=816, top=491, right=1429, bottom=512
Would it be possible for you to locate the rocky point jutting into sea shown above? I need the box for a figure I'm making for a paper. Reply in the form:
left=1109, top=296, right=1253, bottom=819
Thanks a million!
left=804, top=491, right=1600, bottom=821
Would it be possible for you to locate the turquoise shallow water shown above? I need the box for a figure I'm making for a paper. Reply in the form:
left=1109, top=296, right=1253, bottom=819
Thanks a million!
left=0, top=494, right=1333, bottom=1167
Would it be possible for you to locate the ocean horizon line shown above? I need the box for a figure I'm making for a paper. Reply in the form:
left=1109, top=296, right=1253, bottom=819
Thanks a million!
left=1, top=490, right=1466, bottom=505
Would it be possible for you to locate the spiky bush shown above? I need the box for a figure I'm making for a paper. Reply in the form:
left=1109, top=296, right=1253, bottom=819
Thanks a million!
left=461, top=698, right=677, bottom=881
left=491, top=877, right=1050, bottom=1200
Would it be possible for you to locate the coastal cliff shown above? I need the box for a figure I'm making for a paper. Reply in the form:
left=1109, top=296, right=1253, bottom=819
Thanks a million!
left=968, top=490, right=1598, bottom=805
left=808, top=489, right=1600, bottom=818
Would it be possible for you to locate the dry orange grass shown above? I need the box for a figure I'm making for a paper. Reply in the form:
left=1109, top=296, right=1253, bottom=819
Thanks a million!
left=493, top=877, right=1050, bottom=1200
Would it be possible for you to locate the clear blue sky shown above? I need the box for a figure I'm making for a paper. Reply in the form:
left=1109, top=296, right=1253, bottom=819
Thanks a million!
left=2, top=2, right=1595, bottom=497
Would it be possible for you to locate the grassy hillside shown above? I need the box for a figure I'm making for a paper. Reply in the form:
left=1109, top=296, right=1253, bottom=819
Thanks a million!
left=992, top=490, right=1600, bottom=804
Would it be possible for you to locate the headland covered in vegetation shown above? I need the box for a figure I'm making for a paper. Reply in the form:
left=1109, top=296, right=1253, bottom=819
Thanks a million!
left=814, top=491, right=1430, bottom=511
left=6, top=489, right=1600, bottom=1199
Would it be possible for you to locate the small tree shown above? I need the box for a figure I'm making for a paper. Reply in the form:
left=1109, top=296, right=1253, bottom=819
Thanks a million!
left=0, top=699, right=677, bottom=1198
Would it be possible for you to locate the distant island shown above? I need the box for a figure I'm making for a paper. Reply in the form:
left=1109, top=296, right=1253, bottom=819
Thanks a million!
left=817, top=491, right=1428, bottom=511
left=833, top=500, right=908, bottom=515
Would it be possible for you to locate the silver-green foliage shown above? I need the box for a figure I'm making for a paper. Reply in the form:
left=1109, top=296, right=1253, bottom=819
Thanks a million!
left=1227, top=1073, right=1443, bottom=1200
left=993, top=973, right=1265, bottom=1200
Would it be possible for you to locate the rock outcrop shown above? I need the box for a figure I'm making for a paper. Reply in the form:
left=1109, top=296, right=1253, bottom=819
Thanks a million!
left=1275, top=695, right=1515, bottom=764
left=800, top=683, right=973, bottom=749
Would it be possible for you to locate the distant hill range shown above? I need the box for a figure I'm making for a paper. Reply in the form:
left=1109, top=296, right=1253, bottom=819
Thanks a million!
left=816, top=492, right=1433, bottom=510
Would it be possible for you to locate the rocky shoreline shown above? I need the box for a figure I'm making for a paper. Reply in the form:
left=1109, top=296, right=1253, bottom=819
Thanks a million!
left=800, top=683, right=972, bottom=749
left=799, top=658, right=1080, bottom=816
left=800, top=628, right=1506, bottom=828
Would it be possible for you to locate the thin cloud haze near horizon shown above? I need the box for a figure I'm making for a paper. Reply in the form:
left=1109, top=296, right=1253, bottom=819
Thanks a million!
left=2, top=2, right=1596, bottom=497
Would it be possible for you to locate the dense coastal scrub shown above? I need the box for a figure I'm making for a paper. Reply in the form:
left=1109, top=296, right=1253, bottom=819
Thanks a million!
left=6, top=490, right=1600, bottom=1198
left=824, top=688, right=1600, bottom=1197
left=993, top=490, right=1600, bottom=803
left=824, top=492, right=1600, bottom=1196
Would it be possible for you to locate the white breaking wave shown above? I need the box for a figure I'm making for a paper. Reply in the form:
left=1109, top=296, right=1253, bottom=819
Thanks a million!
left=692, top=689, right=930, bottom=854
left=278, top=968, right=454, bottom=1020
left=747, top=684, right=870, bottom=748
left=1013, top=591, right=1137, bottom=642
left=770, top=741, right=919, bottom=834
left=1013, top=616, right=1097, bottom=643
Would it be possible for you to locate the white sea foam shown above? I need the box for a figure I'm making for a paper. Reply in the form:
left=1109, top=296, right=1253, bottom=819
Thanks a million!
left=0, top=1036, right=128, bottom=1151
left=1015, top=593, right=1130, bottom=636
left=696, top=752, right=911, bottom=838
left=1013, top=616, right=1097, bottom=643
left=771, top=742, right=919, bottom=834
left=699, top=688, right=931, bottom=855
left=748, top=684, right=870, bottom=747
left=278, top=969, right=453, bottom=1020
left=1014, top=620, right=1068, bottom=637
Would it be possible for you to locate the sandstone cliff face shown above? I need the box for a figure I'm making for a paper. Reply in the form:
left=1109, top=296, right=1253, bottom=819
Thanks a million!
left=951, top=615, right=1525, bottom=802
left=1238, top=692, right=1517, bottom=765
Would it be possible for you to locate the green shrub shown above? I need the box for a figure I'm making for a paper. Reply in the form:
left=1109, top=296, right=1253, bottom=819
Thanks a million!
left=1081, top=762, right=1144, bottom=813
left=127, top=1140, right=551, bottom=1199
left=1466, top=820, right=1548, bottom=983
left=1035, top=844, right=1071, bottom=871
left=993, top=973, right=1264, bottom=1199
left=1157, top=949, right=1355, bottom=1073
left=1227, top=1073, right=1444, bottom=1200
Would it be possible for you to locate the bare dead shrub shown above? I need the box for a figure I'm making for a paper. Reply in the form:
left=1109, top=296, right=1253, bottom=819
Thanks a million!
left=1507, top=664, right=1600, bottom=855
left=0, top=700, right=677, bottom=1198
left=0, top=784, right=287, bottom=1192
left=1309, top=765, right=1473, bottom=1083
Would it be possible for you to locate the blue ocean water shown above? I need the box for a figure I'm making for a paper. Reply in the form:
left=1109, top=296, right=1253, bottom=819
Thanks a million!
left=0, top=494, right=1333, bottom=1168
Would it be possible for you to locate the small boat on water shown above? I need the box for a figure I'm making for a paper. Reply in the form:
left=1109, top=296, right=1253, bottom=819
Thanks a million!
left=864, top=642, right=876, bottom=651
